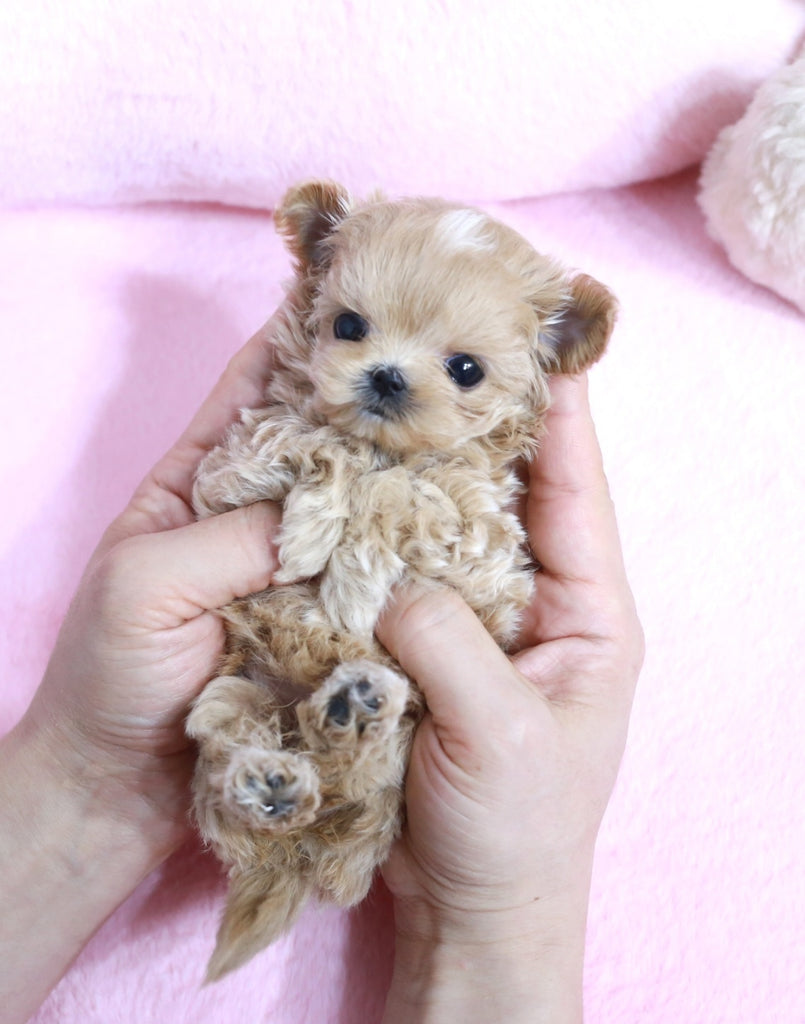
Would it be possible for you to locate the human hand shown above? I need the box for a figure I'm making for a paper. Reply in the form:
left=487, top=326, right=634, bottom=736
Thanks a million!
left=376, top=374, right=644, bottom=1023
left=0, top=320, right=289, bottom=1023
left=0, top=319, right=287, bottom=1022
left=23, top=318, right=282, bottom=850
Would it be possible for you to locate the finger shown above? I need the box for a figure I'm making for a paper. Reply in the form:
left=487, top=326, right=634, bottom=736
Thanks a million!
left=376, top=586, right=548, bottom=739
left=100, top=501, right=282, bottom=632
left=527, top=374, right=625, bottom=588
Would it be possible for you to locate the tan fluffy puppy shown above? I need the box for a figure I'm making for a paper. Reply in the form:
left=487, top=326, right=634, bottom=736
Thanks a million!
left=186, top=181, right=617, bottom=979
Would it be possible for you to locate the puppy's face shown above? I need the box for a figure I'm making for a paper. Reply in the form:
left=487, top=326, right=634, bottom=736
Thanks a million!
left=309, top=204, right=555, bottom=455
left=277, top=183, right=617, bottom=458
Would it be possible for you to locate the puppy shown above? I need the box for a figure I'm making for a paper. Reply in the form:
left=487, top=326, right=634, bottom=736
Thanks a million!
left=186, top=180, right=617, bottom=979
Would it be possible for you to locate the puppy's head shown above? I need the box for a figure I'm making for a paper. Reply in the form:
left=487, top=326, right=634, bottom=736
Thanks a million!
left=276, top=181, right=616, bottom=458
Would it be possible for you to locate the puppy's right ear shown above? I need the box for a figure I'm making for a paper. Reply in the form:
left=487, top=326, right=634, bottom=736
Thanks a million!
left=536, top=273, right=618, bottom=375
left=275, top=180, right=352, bottom=275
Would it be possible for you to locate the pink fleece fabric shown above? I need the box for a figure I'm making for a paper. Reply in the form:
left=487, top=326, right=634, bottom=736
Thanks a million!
left=2, top=2, right=805, bottom=1021
left=3, top=174, right=804, bottom=1023
left=1, top=0, right=803, bottom=208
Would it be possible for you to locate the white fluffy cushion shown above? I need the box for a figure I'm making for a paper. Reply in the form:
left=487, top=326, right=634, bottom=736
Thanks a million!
left=0, top=0, right=802, bottom=208
left=699, top=44, right=805, bottom=313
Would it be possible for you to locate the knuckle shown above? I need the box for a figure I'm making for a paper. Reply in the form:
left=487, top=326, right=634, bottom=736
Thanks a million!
left=233, top=501, right=282, bottom=588
left=97, top=534, right=150, bottom=588
left=394, top=584, right=468, bottom=639
left=86, top=534, right=157, bottom=623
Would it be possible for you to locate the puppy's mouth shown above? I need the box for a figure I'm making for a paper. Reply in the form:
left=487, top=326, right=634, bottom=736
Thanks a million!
left=356, top=364, right=411, bottom=421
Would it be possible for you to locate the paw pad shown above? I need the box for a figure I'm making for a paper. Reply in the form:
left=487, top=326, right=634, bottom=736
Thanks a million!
left=326, top=678, right=384, bottom=731
left=224, top=748, right=320, bottom=831
left=298, top=660, right=408, bottom=749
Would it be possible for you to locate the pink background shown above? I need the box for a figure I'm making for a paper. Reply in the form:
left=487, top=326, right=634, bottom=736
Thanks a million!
left=1, top=2, right=804, bottom=1021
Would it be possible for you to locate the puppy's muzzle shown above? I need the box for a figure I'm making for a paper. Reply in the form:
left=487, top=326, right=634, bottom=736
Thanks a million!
left=360, top=364, right=409, bottom=418
left=369, top=364, right=407, bottom=398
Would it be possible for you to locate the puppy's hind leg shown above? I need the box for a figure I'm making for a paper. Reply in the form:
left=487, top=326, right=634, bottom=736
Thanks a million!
left=187, top=675, right=321, bottom=861
left=296, top=660, right=417, bottom=907
left=296, top=660, right=409, bottom=763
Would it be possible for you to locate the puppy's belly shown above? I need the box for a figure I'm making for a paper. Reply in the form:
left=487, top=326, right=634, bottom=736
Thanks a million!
left=220, top=582, right=388, bottom=692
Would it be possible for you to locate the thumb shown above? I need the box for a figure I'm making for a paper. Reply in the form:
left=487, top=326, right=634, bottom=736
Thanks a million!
left=376, top=585, right=543, bottom=740
left=97, top=501, right=282, bottom=631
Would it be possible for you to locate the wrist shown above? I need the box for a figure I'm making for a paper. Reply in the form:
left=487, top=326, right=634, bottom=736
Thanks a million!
left=10, top=703, right=189, bottom=883
left=383, top=889, right=590, bottom=1024
left=0, top=714, right=188, bottom=1023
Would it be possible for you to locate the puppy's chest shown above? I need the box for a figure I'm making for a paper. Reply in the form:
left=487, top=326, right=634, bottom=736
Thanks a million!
left=316, top=457, right=525, bottom=632
left=341, top=460, right=512, bottom=561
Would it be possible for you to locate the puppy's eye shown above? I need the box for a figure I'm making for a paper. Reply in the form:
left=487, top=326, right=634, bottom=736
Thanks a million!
left=445, top=354, right=485, bottom=389
left=333, top=312, right=370, bottom=342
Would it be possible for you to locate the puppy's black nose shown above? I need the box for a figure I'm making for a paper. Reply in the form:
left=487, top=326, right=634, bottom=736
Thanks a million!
left=369, top=364, right=408, bottom=399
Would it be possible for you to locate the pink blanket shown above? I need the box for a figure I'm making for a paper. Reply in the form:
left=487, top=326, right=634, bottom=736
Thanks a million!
left=2, top=173, right=804, bottom=1023
left=1, top=0, right=802, bottom=207
left=2, top=2, right=805, bottom=1021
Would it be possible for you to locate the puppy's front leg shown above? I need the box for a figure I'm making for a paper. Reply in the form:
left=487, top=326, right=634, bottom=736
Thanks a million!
left=272, top=440, right=359, bottom=581
left=272, top=477, right=350, bottom=582
left=192, top=413, right=302, bottom=517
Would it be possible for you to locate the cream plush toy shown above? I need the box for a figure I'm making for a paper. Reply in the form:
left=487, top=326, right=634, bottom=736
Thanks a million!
left=185, top=181, right=617, bottom=979
left=699, top=44, right=805, bottom=314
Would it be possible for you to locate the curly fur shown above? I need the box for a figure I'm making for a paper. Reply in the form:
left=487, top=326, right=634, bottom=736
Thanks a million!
left=185, top=180, right=617, bottom=979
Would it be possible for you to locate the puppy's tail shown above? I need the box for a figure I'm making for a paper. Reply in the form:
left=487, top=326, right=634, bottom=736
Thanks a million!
left=205, top=864, right=312, bottom=982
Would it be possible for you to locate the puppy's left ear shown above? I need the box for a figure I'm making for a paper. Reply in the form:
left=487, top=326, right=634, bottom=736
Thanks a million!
left=275, top=179, right=353, bottom=276
left=537, top=274, right=618, bottom=374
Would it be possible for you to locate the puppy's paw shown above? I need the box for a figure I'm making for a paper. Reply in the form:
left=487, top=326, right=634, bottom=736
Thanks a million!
left=222, top=748, right=321, bottom=833
left=297, top=660, right=408, bottom=750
